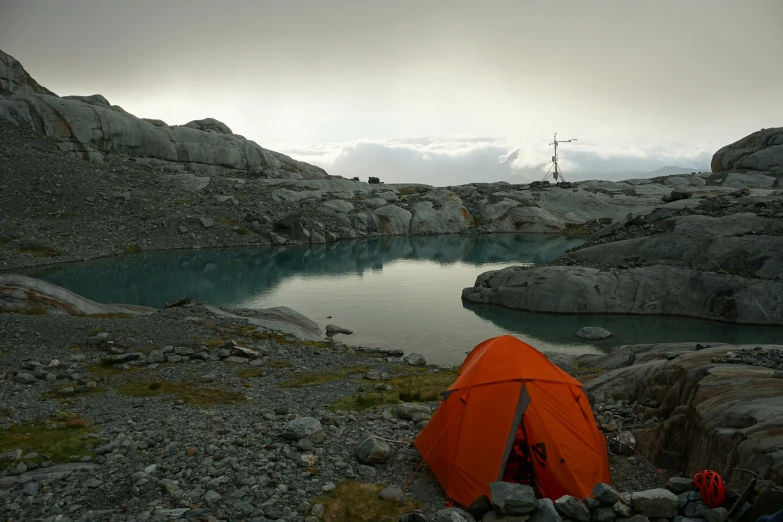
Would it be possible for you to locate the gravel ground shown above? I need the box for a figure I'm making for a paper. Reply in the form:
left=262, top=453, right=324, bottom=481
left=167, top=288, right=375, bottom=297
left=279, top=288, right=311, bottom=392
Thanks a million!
left=0, top=303, right=664, bottom=521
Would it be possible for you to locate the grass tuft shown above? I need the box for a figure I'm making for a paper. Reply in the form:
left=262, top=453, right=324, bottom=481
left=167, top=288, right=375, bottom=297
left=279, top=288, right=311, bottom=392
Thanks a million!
left=328, top=369, right=457, bottom=411
left=117, top=380, right=246, bottom=407
left=279, top=366, right=370, bottom=388
left=0, top=416, right=100, bottom=468
left=12, top=245, right=62, bottom=257
left=237, top=368, right=265, bottom=379
left=21, top=307, right=48, bottom=316
left=312, top=480, right=419, bottom=522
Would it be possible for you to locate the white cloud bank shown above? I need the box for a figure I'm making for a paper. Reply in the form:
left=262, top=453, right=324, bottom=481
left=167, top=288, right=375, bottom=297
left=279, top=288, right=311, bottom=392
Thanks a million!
left=273, top=136, right=715, bottom=185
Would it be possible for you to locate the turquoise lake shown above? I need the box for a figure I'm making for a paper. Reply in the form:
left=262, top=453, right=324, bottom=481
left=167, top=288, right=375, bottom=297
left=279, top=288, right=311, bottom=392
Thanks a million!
left=21, top=234, right=783, bottom=365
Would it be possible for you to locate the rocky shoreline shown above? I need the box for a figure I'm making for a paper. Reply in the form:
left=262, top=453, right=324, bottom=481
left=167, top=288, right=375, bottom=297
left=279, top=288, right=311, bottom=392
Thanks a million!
left=1, top=278, right=781, bottom=521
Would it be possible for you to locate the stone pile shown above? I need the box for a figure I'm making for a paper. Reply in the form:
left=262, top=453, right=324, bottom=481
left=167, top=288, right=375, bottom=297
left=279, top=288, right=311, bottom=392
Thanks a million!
left=592, top=398, right=666, bottom=432
left=431, top=479, right=751, bottom=522
left=710, top=347, right=783, bottom=371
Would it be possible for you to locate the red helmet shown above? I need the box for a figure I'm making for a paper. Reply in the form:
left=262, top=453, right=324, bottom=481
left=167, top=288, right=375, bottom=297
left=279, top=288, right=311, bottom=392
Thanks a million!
left=693, top=470, right=727, bottom=508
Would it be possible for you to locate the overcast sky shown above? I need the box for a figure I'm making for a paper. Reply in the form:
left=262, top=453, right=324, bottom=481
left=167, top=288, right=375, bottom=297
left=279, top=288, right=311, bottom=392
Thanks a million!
left=2, top=0, right=782, bottom=183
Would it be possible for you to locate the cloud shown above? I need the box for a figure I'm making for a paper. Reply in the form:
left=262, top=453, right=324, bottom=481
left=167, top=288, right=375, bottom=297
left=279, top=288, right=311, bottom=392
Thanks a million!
left=274, top=136, right=715, bottom=185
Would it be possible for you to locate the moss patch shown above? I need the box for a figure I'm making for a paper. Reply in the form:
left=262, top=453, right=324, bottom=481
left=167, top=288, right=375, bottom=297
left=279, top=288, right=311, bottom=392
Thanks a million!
left=312, top=480, right=419, bottom=522
left=81, top=313, right=134, bottom=319
left=269, top=360, right=292, bottom=369
left=12, top=246, right=62, bottom=257
left=329, top=369, right=457, bottom=411
left=123, top=244, right=141, bottom=254
left=21, top=307, right=48, bottom=316
left=279, top=366, right=370, bottom=388
left=117, top=380, right=247, bottom=406
left=85, top=364, right=141, bottom=378
left=0, top=415, right=100, bottom=468
left=236, top=368, right=264, bottom=379
left=226, top=325, right=331, bottom=349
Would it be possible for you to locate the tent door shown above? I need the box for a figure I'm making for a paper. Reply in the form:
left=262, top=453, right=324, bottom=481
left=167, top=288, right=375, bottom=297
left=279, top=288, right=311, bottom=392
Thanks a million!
left=498, top=384, right=532, bottom=482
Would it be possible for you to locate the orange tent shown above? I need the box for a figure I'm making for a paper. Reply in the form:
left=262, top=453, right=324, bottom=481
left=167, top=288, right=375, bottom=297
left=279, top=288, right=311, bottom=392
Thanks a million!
left=414, top=335, right=610, bottom=507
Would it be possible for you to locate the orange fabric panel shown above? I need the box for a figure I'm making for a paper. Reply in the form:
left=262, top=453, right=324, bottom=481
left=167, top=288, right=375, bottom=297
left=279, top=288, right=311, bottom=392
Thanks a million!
left=448, top=381, right=523, bottom=507
left=452, top=335, right=581, bottom=390
left=523, top=382, right=611, bottom=499
left=413, top=389, right=467, bottom=495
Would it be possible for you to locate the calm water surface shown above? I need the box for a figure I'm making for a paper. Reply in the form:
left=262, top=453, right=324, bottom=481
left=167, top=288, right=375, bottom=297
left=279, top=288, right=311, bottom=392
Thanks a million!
left=21, top=234, right=783, bottom=365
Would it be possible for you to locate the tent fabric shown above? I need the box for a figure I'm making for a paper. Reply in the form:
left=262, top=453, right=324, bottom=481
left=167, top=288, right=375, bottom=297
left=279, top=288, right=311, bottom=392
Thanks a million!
left=414, top=335, right=610, bottom=507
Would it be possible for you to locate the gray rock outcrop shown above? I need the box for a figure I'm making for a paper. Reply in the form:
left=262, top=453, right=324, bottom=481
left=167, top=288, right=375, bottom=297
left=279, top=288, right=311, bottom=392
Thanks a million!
left=0, top=50, right=327, bottom=178
left=0, top=51, right=56, bottom=96
left=0, top=274, right=154, bottom=316
left=712, top=126, right=783, bottom=174
left=463, top=210, right=783, bottom=326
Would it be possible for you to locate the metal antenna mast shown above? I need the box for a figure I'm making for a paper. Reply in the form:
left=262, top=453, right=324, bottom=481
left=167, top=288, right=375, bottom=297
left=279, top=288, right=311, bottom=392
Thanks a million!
left=544, top=132, right=577, bottom=182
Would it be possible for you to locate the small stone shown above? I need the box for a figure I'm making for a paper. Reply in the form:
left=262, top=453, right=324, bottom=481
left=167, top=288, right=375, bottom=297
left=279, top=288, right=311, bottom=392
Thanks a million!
left=665, top=477, right=693, bottom=495
left=199, top=217, right=214, bottom=229
left=13, top=373, right=36, bottom=384
left=490, top=482, right=538, bottom=515
left=274, top=406, right=289, bottom=415
left=325, top=324, right=353, bottom=336
left=167, top=355, right=182, bottom=363
left=146, top=350, right=164, bottom=363
left=591, top=506, right=617, bottom=522
left=555, top=495, right=590, bottom=522
left=358, top=464, right=376, bottom=478
left=403, top=352, right=427, bottom=366
left=204, top=490, right=221, bottom=503
left=704, top=507, right=728, bottom=522
left=185, top=447, right=197, bottom=456
left=631, top=489, right=679, bottom=518
left=355, top=434, right=392, bottom=464
left=613, top=500, right=632, bottom=518
left=284, top=417, right=322, bottom=440
left=379, top=485, right=403, bottom=502
left=58, top=387, right=75, bottom=396
left=199, top=373, right=216, bottom=382
left=576, top=327, right=613, bottom=340
left=531, top=498, right=563, bottom=522
left=178, top=225, right=188, bottom=233
left=311, top=503, right=326, bottom=518
left=433, top=507, right=475, bottom=522
left=22, top=482, right=39, bottom=497
left=593, top=483, right=621, bottom=505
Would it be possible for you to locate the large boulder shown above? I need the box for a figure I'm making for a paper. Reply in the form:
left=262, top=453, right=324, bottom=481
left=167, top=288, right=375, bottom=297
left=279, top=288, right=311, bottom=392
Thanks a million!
left=374, top=205, right=413, bottom=235
left=462, top=264, right=783, bottom=325
left=712, top=127, right=783, bottom=174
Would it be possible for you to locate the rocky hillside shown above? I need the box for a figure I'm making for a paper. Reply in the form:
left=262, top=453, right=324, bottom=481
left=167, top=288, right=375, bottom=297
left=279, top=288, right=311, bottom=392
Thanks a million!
left=0, top=50, right=326, bottom=179
left=463, top=167, right=783, bottom=325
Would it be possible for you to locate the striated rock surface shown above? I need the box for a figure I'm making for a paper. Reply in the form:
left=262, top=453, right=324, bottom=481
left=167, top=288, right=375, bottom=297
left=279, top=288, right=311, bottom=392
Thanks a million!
left=580, top=343, right=783, bottom=485
left=712, top=127, right=783, bottom=175
left=463, top=194, right=783, bottom=326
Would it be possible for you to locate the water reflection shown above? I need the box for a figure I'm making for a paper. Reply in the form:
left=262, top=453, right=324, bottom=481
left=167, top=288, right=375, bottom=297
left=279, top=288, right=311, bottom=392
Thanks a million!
left=463, top=303, right=783, bottom=349
left=22, top=234, right=582, bottom=308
